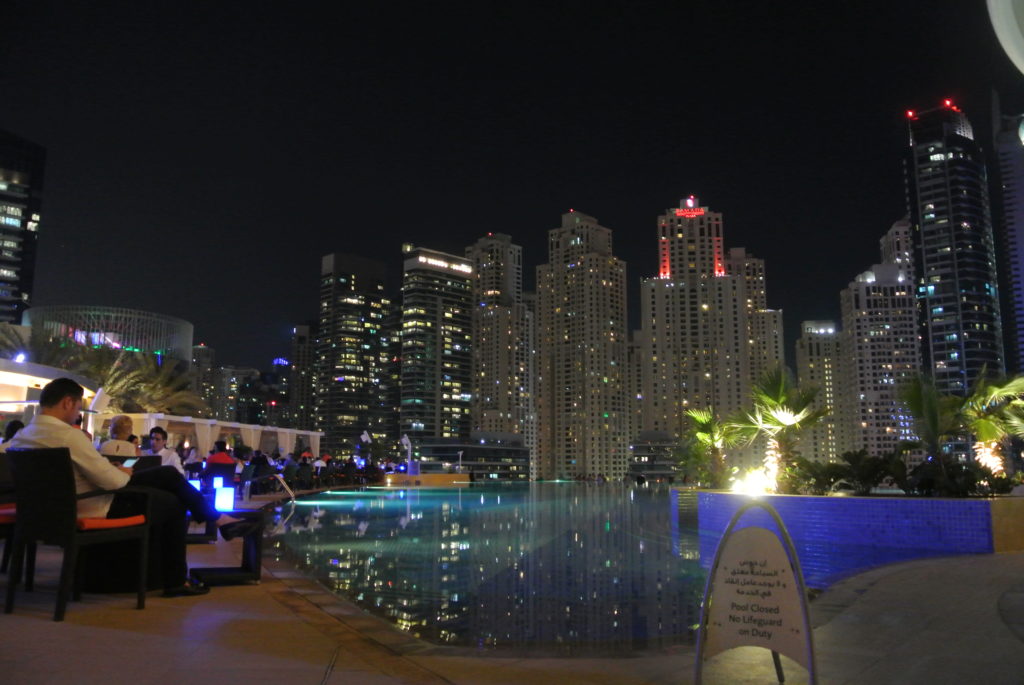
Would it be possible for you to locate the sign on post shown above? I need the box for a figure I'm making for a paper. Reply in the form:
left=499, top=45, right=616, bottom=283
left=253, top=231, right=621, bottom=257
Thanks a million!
left=694, top=500, right=817, bottom=684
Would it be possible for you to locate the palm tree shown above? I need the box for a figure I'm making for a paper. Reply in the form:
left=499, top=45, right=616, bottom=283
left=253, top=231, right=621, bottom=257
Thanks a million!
left=72, top=346, right=206, bottom=415
left=897, top=374, right=962, bottom=481
left=729, top=367, right=829, bottom=492
left=0, top=322, right=77, bottom=368
left=900, top=373, right=1024, bottom=492
left=683, top=407, right=738, bottom=488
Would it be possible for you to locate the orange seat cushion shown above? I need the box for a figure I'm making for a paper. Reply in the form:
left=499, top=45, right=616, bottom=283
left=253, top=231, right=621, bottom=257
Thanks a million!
left=77, top=515, right=146, bottom=531
left=0, top=504, right=14, bottom=524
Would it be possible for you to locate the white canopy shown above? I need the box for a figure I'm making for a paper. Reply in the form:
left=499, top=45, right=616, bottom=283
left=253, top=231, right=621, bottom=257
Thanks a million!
left=92, top=411, right=322, bottom=456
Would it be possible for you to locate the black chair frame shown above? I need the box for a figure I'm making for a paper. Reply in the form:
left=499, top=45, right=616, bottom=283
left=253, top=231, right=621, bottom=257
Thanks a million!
left=4, top=448, right=151, bottom=621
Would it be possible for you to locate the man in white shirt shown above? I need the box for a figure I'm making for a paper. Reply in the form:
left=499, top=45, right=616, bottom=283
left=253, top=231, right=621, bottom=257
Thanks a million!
left=148, top=426, right=184, bottom=475
left=8, top=378, right=258, bottom=596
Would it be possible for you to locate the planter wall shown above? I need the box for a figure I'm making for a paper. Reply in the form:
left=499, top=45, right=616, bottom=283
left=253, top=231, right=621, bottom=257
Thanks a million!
left=694, top=491, right=1020, bottom=589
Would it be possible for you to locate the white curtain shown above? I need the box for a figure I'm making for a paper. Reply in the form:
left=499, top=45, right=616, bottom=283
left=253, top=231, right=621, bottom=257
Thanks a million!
left=308, top=432, right=320, bottom=457
left=194, top=420, right=219, bottom=456
left=240, top=425, right=263, bottom=451
left=277, top=429, right=296, bottom=456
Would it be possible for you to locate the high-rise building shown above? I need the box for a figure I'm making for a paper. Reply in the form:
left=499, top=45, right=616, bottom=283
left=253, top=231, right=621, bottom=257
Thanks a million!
left=536, top=211, right=628, bottom=479
left=316, top=254, right=393, bottom=454
left=992, top=101, right=1024, bottom=375
left=287, top=323, right=316, bottom=430
left=465, top=234, right=536, bottom=461
left=0, top=130, right=44, bottom=323
left=726, top=247, right=785, bottom=385
left=399, top=245, right=473, bottom=442
left=625, top=329, right=645, bottom=447
left=641, top=197, right=781, bottom=469
left=211, top=366, right=260, bottom=422
left=905, top=100, right=1004, bottom=393
left=191, top=343, right=217, bottom=413
left=837, top=257, right=920, bottom=459
left=795, top=321, right=839, bottom=463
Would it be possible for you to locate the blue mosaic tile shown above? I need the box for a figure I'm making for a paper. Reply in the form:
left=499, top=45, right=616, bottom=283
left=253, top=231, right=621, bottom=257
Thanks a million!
left=697, top=492, right=994, bottom=589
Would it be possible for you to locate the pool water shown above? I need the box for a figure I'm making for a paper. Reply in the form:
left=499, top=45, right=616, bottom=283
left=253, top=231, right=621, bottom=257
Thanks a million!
left=269, top=483, right=706, bottom=655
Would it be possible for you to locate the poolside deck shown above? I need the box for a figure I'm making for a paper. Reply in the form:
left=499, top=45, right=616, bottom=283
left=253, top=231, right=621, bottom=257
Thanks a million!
left=3, top=497, right=1024, bottom=684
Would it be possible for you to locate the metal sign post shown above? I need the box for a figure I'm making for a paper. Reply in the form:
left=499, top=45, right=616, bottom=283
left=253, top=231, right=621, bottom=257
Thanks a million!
left=694, top=499, right=817, bottom=684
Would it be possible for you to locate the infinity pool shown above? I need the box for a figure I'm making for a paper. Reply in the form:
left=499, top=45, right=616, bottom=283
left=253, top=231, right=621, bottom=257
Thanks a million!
left=268, top=483, right=706, bottom=655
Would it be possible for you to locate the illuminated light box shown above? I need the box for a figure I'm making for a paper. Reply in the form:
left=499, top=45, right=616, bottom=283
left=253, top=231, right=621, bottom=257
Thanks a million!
left=213, top=476, right=224, bottom=489
left=188, top=479, right=201, bottom=491
left=214, top=487, right=234, bottom=512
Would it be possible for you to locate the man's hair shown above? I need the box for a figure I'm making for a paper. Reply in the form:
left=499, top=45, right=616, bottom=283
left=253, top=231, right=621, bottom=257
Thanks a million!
left=150, top=426, right=168, bottom=440
left=215, top=440, right=227, bottom=452
left=39, top=378, right=85, bottom=408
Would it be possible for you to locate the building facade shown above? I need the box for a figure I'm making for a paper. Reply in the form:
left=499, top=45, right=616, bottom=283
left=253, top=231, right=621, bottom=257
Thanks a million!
left=837, top=261, right=920, bottom=458
left=905, top=101, right=1004, bottom=393
left=399, top=245, right=473, bottom=442
left=992, top=103, right=1024, bottom=375
left=795, top=321, right=840, bottom=463
left=316, top=253, right=393, bottom=454
left=288, top=323, right=316, bottom=430
left=0, top=130, right=44, bottom=324
left=465, top=234, right=536, bottom=463
left=641, top=197, right=782, bottom=469
left=24, top=305, right=194, bottom=367
left=536, top=211, right=628, bottom=479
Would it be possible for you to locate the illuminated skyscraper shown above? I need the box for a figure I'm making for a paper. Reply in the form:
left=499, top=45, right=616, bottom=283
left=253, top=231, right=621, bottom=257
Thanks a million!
left=465, top=234, right=536, bottom=460
left=191, top=343, right=217, bottom=411
left=992, top=101, right=1024, bottom=375
left=536, top=211, right=628, bottom=479
left=905, top=101, right=1004, bottom=393
left=316, top=253, right=393, bottom=453
left=0, top=130, right=44, bottom=324
left=287, top=323, right=316, bottom=430
left=641, top=197, right=781, bottom=467
left=399, top=245, right=473, bottom=442
left=837, top=229, right=920, bottom=459
left=796, top=321, right=839, bottom=463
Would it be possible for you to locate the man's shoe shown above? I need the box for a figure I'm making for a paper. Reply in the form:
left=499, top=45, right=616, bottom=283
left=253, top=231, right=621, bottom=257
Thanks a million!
left=219, top=519, right=261, bottom=541
left=162, top=582, right=210, bottom=598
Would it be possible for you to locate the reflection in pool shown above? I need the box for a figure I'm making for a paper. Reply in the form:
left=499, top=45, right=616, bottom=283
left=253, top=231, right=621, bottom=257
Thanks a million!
left=269, top=483, right=705, bottom=655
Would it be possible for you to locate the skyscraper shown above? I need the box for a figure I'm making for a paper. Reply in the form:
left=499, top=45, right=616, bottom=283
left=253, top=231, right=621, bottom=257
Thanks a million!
left=536, top=211, right=628, bottom=479
left=836, top=221, right=920, bottom=459
left=399, top=245, right=473, bottom=442
left=288, top=323, right=316, bottom=430
left=316, top=253, right=393, bottom=454
left=726, top=246, right=785, bottom=385
left=465, top=233, right=536, bottom=460
left=905, top=100, right=1004, bottom=393
left=0, top=130, right=44, bottom=324
left=795, top=321, right=839, bottom=463
left=641, top=197, right=781, bottom=468
left=992, top=101, right=1024, bottom=375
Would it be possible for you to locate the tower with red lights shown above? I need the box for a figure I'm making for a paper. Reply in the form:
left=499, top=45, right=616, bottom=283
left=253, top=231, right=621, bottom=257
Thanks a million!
left=905, top=100, right=1004, bottom=393
left=640, top=197, right=782, bottom=466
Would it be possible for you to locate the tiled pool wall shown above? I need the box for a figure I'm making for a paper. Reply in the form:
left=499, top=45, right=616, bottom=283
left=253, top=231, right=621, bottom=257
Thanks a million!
left=694, top=491, right=1010, bottom=589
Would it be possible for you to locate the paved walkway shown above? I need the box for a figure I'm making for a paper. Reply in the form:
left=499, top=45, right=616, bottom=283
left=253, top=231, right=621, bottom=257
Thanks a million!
left=2, top=503, right=1024, bottom=684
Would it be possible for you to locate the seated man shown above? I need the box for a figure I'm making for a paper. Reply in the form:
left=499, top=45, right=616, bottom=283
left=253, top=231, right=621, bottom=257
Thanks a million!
left=148, top=426, right=184, bottom=476
left=8, top=378, right=260, bottom=597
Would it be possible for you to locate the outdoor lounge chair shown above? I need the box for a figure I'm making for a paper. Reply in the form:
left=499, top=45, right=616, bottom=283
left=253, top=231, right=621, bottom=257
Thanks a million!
left=3, top=447, right=151, bottom=621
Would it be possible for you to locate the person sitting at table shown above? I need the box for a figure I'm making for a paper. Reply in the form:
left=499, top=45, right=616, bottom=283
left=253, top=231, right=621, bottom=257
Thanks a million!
left=148, top=426, right=184, bottom=476
left=100, top=415, right=138, bottom=458
left=201, top=440, right=239, bottom=487
left=8, top=378, right=261, bottom=596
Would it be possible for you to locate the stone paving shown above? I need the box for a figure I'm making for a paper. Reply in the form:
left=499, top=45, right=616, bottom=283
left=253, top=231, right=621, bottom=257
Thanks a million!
left=2, top=496, right=1024, bottom=684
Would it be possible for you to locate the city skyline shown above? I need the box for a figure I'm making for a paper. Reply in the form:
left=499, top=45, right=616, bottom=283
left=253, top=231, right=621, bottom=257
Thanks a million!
left=0, top=3, right=1021, bottom=368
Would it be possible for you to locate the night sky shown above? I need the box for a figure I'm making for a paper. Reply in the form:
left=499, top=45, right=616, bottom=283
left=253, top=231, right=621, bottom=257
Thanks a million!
left=1, top=1, right=1021, bottom=369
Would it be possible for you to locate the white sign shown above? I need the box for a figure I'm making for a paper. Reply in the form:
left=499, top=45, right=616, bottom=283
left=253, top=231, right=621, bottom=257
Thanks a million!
left=695, top=502, right=816, bottom=683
